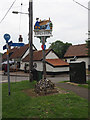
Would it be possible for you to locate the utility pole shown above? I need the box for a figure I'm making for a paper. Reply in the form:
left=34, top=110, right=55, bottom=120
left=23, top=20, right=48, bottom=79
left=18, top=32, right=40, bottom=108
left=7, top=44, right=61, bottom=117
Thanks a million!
left=29, top=0, right=33, bottom=82
left=12, top=0, right=33, bottom=82
left=88, top=1, right=90, bottom=71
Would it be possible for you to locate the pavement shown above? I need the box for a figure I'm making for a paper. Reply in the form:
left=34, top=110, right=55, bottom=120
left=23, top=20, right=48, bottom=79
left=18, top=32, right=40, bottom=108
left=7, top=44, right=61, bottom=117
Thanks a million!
left=0, top=71, right=89, bottom=100
left=0, top=71, right=29, bottom=77
left=56, top=82, right=89, bottom=100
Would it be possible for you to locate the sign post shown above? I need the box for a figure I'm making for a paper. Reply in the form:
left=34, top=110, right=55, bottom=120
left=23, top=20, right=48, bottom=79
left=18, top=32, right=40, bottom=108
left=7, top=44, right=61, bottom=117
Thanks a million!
left=42, top=36, right=46, bottom=80
left=34, top=18, right=55, bottom=95
left=4, top=34, right=11, bottom=95
left=34, top=18, right=53, bottom=80
left=7, top=43, right=11, bottom=95
left=3, top=33, right=25, bottom=95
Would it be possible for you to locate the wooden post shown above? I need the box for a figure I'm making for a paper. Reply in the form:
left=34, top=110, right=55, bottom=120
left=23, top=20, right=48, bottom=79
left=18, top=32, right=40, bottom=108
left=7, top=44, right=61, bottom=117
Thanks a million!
left=42, top=36, right=46, bottom=80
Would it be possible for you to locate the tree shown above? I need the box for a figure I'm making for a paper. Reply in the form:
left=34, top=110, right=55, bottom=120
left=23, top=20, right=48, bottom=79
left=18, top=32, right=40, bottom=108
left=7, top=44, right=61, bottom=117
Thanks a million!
left=49, top=40, right=72, bottom=58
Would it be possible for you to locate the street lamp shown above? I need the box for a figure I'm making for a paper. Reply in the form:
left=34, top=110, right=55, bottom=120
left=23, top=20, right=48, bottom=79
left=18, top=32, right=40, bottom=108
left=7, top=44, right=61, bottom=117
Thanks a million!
left=12, top=11, right=28, bottom=15
left=12, top=0, right=33, bottom=82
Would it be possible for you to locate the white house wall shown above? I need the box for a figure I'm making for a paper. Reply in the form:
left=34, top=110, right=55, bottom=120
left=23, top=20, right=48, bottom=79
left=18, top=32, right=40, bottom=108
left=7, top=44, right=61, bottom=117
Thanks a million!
left=21, top=61, right=69, bottom=72
left=34, top=61, right=43, bottom=71
left=20, top=50, right=58, bottom=70
left=66, top=57, right=89, bottom=69
left=35, top=61, right=69, bottom=72
left=21, top=49, right=29, bottom=60
left=20, top=61, right=43, bottom=71
left=46, top=64, right=69, bottom=72
left=46, top=51, right=58, bottom=59
left=77, top=58, right=88, bottom=69
left=20, top=61, right=25, bottom=70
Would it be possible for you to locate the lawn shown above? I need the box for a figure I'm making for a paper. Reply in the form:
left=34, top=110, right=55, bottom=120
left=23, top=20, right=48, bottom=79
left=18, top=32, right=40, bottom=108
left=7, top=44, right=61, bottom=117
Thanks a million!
left=86, top=70, right=90, bottom=75
left=2, top=81, right=88, bottom=119
left=60, top=81, right=89, bottom=89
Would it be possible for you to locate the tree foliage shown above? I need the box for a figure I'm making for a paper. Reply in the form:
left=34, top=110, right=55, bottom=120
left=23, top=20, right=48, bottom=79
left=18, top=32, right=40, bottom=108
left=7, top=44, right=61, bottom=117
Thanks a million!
left=49, top=40, right=72, bottom=58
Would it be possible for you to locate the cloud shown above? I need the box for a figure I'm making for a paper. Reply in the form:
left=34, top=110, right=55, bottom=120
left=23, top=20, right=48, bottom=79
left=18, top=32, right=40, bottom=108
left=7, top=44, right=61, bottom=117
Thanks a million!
left=0, top=0, right=88, bottom=53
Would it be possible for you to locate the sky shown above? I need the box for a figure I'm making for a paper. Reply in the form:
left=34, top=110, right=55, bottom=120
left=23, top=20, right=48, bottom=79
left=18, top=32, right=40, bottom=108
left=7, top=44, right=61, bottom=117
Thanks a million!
left=0, top=0, right=89, bottom=53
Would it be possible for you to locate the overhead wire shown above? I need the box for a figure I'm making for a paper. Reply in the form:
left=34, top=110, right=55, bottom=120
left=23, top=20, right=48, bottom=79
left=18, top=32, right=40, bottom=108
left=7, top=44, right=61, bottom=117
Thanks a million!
left=0, top=0, right=17, bottom=24
left=19, top=2, right=23, bottom=35
left=73, top=0, right=90, bottom=10
left=1, top=4, right=28, bottom=11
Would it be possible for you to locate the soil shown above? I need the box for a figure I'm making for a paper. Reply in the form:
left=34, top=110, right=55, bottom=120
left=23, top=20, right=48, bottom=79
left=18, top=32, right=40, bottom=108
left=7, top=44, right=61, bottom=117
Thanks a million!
left=22, top=87, right=68, bottom=97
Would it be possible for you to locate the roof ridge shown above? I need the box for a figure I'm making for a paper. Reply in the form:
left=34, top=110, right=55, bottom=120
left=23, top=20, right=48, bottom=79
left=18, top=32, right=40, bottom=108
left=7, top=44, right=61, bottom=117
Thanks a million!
left=46, top=58, right=60, bottom=60
left=64, top=43, right=88, bottom=58
left=71, top=44, right=86, bottom=47
left=34, top=49, right=50, bottom=52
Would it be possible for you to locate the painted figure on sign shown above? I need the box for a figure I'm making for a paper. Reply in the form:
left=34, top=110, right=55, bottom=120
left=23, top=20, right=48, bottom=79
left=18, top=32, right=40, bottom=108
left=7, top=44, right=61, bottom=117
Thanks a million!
left=34, top=18, right=41, bottom=30
left=46, top=22, right=50, bottom=30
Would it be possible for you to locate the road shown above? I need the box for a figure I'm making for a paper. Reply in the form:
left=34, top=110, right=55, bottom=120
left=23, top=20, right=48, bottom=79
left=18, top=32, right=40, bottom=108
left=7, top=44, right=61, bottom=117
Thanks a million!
left=0, top=73, right=89, bottom=83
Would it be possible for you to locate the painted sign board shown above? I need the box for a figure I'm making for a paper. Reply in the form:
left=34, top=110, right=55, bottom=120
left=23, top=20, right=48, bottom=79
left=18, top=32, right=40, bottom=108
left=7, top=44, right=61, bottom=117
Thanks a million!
left=3, top=42, right=24, bottom=50
left=4, top=34, right=11, bottom=43
left=34, top=30, right=52, bottom=37
left=3, top=41, right=12, bottom=50
left=9, top=43, right=24, bottom=47
left=3, top=45, right=7, bottom=50
left=34, top=18, right=53, bottom=37
left=41, top=45, right=46, bottom=50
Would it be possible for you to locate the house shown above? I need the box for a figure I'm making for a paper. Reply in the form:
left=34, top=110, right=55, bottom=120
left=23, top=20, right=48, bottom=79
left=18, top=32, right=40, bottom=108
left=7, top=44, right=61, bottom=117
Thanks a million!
left=64, top=44, right=89, bottom=69
left=22, top=49, right=69, bottom=74
left=2, top=47, right=17, bottom=62
left=2, top=44, right=37, bottom=69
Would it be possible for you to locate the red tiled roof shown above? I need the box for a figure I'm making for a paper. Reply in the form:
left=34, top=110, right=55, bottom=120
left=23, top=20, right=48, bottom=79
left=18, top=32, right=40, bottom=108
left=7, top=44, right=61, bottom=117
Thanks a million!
left=2, top=47, right=18, bottom=61
left=64, top=44, right=88, bottom=58
left=22, top=49, right=50, bottom=62
left=39, top=20, right=50, bottom=26
left=46, top=59, right=69, bottom=67
left=10, top=44, right=29, bottom=59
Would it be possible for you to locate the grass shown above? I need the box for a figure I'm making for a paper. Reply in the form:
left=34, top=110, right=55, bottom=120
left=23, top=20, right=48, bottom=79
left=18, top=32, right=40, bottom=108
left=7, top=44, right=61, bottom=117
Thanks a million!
left=60, top=81, right=89, bottom=89
left=2, top=81, right=88, bottom=119
left=86, top=70, right=90, bottom=75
